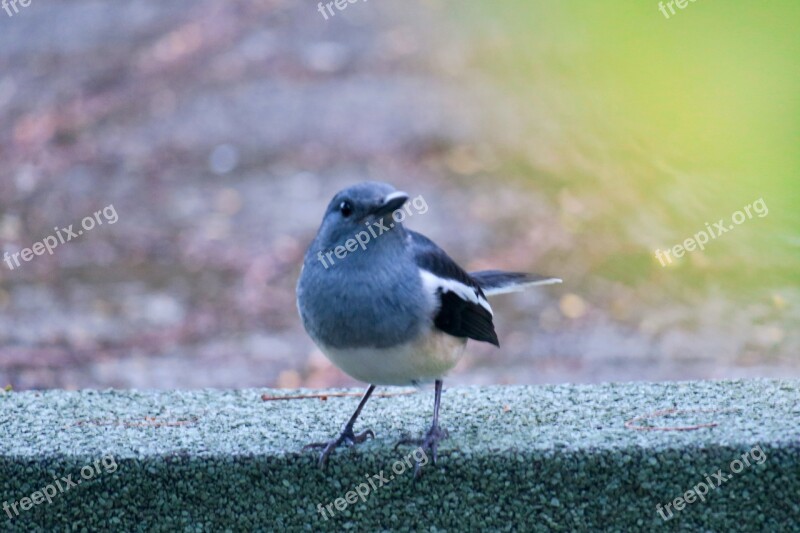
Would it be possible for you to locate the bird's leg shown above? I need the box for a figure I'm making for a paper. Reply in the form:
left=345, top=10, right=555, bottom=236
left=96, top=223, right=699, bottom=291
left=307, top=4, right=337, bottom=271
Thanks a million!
left=303, top=384, right=376, bottom=468
left=395, top=379, right=448, bottom=477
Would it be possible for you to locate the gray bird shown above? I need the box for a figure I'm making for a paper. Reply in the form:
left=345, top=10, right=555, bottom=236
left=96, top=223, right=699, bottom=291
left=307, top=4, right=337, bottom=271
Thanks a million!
left=297, top=181, right=561, bottom=475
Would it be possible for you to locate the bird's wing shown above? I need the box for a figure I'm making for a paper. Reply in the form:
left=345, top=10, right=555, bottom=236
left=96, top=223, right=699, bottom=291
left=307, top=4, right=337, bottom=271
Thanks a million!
left=407, top=230, right=499, bottom=347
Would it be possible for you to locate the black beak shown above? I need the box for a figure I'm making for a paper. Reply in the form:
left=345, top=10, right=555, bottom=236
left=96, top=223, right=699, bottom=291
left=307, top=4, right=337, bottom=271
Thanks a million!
left=371, top=191, right=409, bottom=217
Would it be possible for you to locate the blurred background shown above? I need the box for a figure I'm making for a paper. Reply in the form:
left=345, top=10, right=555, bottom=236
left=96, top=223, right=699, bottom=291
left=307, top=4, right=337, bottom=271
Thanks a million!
left=0, top=0, right=797, bottom=390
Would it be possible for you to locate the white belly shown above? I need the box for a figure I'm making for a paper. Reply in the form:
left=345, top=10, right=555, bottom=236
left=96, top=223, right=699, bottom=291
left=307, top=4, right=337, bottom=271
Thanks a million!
left=322, top=331, right=467, bottom=386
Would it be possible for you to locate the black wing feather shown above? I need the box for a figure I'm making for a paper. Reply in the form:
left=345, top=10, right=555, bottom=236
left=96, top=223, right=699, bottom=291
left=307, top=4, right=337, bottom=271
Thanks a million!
left=408, top=230, right=499, bottom=346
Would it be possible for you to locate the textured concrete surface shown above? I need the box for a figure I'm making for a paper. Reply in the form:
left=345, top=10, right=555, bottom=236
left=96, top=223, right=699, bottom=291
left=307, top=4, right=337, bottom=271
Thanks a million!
left=1, top=379, right=798, bottom=531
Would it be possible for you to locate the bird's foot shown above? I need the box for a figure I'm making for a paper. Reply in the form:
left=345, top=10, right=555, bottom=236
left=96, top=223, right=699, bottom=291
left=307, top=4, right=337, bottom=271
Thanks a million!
left=395, top=424, right=448, bottom=478
left=303, top=427, right=375, bottom=469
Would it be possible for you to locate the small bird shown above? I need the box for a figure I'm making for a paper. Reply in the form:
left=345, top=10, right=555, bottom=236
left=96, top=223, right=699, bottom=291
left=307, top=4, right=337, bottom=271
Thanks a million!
left=296, top=181, right=561, bottom=475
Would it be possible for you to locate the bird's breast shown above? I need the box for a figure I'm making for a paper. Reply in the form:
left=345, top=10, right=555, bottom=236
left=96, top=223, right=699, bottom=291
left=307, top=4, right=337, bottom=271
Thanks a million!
left=320, top=330, right=467, bottom=386
left=297, top=258, right=433, bottom=350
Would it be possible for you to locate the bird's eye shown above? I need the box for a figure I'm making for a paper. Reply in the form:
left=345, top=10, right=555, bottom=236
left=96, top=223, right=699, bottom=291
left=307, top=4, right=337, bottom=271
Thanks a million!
left=339, top=201, right=353, bottom=218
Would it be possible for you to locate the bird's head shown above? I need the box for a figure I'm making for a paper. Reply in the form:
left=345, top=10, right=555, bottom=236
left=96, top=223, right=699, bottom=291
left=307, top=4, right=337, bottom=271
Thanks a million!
left=313, top=181, right=409, bottom=251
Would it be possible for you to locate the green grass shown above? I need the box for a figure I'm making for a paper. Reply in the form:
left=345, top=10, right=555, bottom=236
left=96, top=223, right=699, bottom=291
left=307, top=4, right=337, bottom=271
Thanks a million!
left=449, top=0, right=800, bottom=292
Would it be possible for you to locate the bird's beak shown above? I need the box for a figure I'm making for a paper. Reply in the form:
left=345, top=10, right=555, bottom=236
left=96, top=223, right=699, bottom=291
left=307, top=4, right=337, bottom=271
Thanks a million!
left=371, top=191, right=409, bottom=217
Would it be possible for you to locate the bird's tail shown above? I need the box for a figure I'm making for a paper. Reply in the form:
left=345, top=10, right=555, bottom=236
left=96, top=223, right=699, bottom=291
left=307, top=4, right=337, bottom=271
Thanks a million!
left=470, top=270, right=562, bottom=296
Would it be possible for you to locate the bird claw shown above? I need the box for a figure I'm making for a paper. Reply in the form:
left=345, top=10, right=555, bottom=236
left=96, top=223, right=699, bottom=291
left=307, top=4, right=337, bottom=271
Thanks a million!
left=395, top=424, right=448, bottom=478
left=348, top=428, right=375, bottom=445
left=304, top=428, right=375, bottom=469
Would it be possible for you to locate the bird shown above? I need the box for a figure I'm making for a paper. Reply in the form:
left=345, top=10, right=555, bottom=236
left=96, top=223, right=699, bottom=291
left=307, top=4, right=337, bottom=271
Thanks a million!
left=296, top=181, right=561, bottom=476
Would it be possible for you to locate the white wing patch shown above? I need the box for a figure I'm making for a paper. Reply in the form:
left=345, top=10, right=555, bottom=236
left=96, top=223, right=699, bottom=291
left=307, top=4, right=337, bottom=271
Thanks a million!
left=419, top=270, right=493, bottom=316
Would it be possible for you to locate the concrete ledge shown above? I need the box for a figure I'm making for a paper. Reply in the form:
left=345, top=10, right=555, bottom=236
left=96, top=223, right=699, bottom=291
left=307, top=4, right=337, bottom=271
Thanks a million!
left=1, top=379, right=798, bottom=531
